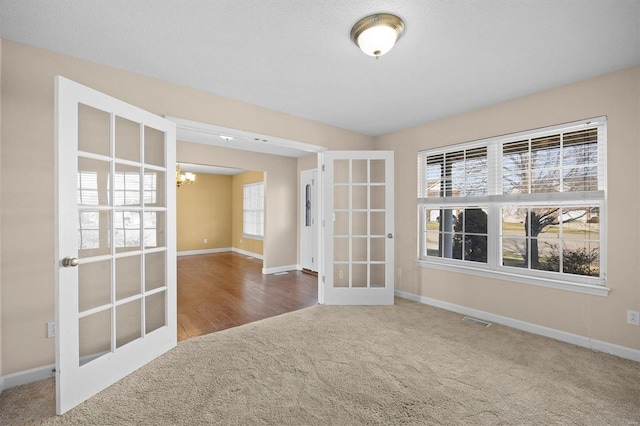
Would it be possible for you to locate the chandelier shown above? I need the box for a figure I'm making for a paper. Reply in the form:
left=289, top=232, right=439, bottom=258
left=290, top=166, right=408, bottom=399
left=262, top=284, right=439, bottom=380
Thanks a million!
left=176, top=164, right=196, bottom=187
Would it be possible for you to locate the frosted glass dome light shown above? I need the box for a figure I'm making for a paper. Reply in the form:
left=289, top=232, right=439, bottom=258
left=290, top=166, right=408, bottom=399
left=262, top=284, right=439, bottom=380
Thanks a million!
left=351, top=14, right=405, bottom=59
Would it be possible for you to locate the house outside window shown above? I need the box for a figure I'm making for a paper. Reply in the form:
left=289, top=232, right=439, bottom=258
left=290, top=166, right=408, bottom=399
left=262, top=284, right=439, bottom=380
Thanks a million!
left=243, top=182, right=264, bottom=239
left=417, top=118, right=607, bottom=293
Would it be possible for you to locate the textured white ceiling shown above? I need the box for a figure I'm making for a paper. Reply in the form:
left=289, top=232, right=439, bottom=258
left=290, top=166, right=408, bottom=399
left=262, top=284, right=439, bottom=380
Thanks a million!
left=1, top=0, right=638, bottom=136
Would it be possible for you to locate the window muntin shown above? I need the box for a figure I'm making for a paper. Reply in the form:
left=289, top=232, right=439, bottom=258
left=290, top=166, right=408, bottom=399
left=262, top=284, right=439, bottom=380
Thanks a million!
left=243, top=182, right=264, bottom=239
left=418, top=118, right=606, bottom=288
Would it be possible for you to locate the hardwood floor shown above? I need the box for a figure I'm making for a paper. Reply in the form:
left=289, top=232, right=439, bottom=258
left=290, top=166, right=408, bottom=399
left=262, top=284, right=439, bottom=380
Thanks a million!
left=177, top=251, right=318, bottom=341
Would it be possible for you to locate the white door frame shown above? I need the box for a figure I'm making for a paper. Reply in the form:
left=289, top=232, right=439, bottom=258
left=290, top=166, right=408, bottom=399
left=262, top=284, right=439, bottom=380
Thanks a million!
left=300, top=169, right=318, bottom=273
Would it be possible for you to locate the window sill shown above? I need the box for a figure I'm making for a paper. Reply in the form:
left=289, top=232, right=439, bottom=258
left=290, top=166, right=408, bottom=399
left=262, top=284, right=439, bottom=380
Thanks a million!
left=242, top=234, right=264, bottom=241
left=415, top=259, right=610, bottom=297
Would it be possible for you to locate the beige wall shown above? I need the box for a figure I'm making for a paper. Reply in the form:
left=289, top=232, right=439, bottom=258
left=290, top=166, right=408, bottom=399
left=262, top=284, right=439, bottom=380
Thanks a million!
left=375, top=66, right=640, bottom=351
left=177, top=173, right=232, bottom=252
left=232, top=171, right=265, bottom=256
left=0, top=40, right=373, bottom=375
left=2, top=35, right=635, bottom=381
left=178, top=142, right=295, bottom=268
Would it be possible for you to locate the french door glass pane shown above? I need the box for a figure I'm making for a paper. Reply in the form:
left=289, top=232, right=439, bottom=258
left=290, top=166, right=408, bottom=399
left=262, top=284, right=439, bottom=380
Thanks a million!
left=145, top=251, right=166, bottom=291
left=115, top=211, right=141, bottom=252
left=371, top=264, right=385, bottom=287
left=352, top=264, right=367, bottom=287
left=370, top=160, right=385, bottom=183
left=352, top=186, right=367, bottom=209
left=116, top=255, right=141, bottom=301
left=371, top=212, right=385, bottom=236
left=78, top=210, right=111, bottom=258
left=334, top=238, right=349, bottom=262
left=116, top=299, right=142, bottom=348
left=352, top=238, right=367, bottom=262
left=143, top=126, right=165, bottom=167
left=370, top=186, right=385, bottom=209
left=334, top=160, right=349, bottom=183
left=144, top=211, right=165, bottom=248
left=352, top=212, right=367, bottom=235
left=79, top=309, right=111, bottom=366
left=115, top=116, right=140, bottom=162
left=78, top=260, right=111, bottom=312
left=333, top=265, right=348, bottom=287
left=334, top=186, right=349, bottom=209
left=143, top=169, right=165, bottom=207
left=352, top=160, right=367, bottom=183
left=370, top=238, right=385, bottom=262
left=78, top=157, right=110, bottom=206
left=114, top=164, right=141, bottom=207
left=78, top=103, right=110, bottom=156
left=145, top=291, right=166, bottom=334
left=334, top=212, right=349, bottom=235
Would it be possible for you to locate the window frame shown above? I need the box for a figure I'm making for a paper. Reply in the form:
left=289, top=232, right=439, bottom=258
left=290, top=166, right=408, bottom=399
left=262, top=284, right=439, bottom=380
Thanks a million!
left=417, top=117, right=608, bottom=296
left=243, top=182, right=265, bottom=240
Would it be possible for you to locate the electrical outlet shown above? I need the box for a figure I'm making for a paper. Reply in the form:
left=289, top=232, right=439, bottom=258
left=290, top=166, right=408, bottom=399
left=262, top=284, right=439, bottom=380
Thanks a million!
left=397, top=268, right=403, bottom=277
left=47, top=321, right=56, bottom=338
left=203, top=238, right=208, bottom=244
left=627, top=310, right=640, bottom=326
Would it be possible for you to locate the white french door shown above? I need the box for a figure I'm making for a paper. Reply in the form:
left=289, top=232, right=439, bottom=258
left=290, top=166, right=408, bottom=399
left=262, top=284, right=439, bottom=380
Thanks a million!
left=321, top=151, right=394, bottom=305
left=55, top=77, right=177, bottom=414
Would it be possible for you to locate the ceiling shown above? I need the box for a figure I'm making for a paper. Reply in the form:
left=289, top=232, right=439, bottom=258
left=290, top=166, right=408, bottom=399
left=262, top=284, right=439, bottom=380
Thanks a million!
left=1, top=1, right=638, bottom=137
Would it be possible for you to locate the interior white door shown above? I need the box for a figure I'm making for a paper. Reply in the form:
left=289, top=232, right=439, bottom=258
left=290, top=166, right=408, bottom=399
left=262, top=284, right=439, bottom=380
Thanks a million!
left=321, top=151, right=394, bottom=305
left=55, top=76, right=177, bottom=414
left=300, top=169, right=318, bottom=273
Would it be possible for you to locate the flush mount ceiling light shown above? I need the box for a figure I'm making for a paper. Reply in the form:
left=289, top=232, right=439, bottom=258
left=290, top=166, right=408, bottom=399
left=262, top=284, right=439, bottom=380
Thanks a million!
left=350, top=13, right=405, bottom=59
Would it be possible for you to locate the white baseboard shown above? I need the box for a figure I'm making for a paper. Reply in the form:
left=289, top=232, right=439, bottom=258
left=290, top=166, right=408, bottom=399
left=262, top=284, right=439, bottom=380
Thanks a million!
left=177, top=247, right=232, bottom=257
left=231, top=247, right=263, bottom=260
left=262, top=264, right=298, bottom=275
left=0, top=375, right=4, bottom=395
left=395, top=290, right=640, bottom=362
left=1, top=363, right=56, bottom=390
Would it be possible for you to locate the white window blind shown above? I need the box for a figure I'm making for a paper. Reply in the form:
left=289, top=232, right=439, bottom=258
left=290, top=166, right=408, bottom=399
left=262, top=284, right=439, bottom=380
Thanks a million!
left=243, top=182, right=264, bottom=239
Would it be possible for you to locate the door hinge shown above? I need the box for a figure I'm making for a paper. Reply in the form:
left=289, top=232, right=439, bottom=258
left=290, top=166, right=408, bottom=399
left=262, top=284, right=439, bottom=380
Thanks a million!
left=322, top=275, right=325, bottom=283
left=322, top=164, right=325, bottom=172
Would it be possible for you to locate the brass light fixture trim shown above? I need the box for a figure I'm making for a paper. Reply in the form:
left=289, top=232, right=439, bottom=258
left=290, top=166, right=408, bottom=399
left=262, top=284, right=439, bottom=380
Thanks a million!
left=350, top=13, right=405, bottom=59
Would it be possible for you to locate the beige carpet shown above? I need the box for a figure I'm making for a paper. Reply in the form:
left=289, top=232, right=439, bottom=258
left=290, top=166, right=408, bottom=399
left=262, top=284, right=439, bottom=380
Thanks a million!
left=1, top=298, right=639, bottom=425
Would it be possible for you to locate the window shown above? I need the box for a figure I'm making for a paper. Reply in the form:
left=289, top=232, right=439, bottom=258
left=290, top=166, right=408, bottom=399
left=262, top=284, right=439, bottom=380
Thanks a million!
left=243, top=182, right=264, bottom=239
left=417, top=118, right=606, bottom=293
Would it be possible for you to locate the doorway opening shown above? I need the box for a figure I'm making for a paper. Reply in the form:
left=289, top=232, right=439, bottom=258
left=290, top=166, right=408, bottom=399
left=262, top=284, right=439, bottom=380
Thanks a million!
left=175, top=162, right=318, bottom=341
